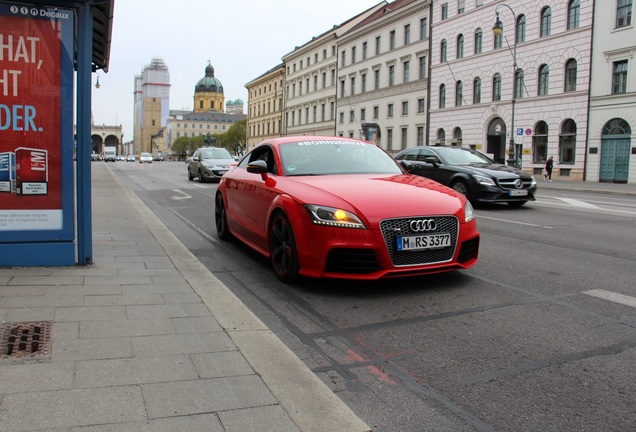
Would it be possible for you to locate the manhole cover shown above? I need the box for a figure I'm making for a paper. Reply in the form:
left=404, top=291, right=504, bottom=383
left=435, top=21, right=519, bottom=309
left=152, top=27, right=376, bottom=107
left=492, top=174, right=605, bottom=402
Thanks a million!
left=1, top=321, right=52, bottom=362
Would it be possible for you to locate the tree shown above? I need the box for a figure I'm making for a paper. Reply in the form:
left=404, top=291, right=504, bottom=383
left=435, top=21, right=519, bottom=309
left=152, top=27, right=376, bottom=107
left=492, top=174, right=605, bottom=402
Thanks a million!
left=222, top=118, right=247, bottom=156
left=171, top=135, right=204, bottom=159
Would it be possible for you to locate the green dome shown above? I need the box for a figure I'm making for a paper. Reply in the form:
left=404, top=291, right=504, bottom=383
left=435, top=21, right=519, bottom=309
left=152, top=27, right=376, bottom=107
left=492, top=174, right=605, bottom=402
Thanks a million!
left=234, top=98, right=243, bottom=104
left=195, top=63, right=223, bottom=94
left=226, top=100, right=235, bottom=106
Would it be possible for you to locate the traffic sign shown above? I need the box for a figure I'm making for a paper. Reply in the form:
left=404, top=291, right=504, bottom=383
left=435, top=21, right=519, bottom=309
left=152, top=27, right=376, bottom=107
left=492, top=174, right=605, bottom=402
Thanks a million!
left=516, top=128, right=524, bottom=136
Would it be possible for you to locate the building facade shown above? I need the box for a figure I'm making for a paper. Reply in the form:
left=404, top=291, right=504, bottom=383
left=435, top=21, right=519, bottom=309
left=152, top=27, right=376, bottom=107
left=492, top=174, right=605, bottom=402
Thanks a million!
left=133, top=58, right=170, bottom=155
left=587, top=0, right=635, bottom=183
left=335, top=0, right=431, bottom=153
left=245, top=63, right=285, bottom=150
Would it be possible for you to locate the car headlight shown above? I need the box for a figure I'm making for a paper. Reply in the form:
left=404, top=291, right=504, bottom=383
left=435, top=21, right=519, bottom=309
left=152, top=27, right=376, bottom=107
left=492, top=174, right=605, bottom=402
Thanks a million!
left=464, top=200, right=475, bottom=223
left=473, top=174, right=496, bottom=186
left=304, top=205, right=366, bottom=229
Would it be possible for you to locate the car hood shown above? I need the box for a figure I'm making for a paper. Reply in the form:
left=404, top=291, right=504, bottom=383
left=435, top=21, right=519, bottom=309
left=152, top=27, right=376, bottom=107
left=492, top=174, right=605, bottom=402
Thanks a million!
left=284, top=174, right=465, bottom=222
left=202, top=158, right=234, bottom=166
left=459, top=163, right=532, bottom=179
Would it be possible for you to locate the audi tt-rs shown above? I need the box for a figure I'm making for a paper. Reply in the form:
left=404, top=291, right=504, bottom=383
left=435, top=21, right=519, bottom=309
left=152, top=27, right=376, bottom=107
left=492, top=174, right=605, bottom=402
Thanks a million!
left=215, top=136, right=480, bottom=282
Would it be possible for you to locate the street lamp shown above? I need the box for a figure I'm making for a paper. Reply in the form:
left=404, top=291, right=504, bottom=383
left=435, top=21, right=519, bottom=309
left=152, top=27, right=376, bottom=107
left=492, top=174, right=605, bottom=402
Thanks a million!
left=492, top=4, right=518, bottom=168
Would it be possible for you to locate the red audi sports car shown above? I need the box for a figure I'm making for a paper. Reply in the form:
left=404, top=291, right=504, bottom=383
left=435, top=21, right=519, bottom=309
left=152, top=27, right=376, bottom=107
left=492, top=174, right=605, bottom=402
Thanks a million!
left=215, top=136, right=479, bottom=282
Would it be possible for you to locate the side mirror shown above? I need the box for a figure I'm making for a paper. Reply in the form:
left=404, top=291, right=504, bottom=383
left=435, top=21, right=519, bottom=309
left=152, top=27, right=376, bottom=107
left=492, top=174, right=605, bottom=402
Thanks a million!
left=247, top=159, right=268, bottom=174
left=400, top=160, right=413, bottom=172
left=424, top=156, right=440, bottom=166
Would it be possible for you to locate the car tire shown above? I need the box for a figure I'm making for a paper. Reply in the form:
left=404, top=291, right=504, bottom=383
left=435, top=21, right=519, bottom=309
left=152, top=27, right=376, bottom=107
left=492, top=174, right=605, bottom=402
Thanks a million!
left=451, top=180, right=469, bottom=197
left=188, top=169, right=194, bottom=181
left=507, top=201, right=527, bottom=207
left=215, top=192, right=233, bottom=240
left=269, top=212, right=300, bottom=283
left=198, top=170, right=205, bottom=183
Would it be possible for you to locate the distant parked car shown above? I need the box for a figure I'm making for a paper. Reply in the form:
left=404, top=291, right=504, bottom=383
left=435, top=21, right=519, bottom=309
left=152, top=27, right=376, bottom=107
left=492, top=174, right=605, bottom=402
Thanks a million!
left=394, top=146, right=537, bottom=207
left=139, top=152, right=153, bottom=164
left=126, top=155, right=136, bottom=162
left=187, top=146, right=234, bottom=182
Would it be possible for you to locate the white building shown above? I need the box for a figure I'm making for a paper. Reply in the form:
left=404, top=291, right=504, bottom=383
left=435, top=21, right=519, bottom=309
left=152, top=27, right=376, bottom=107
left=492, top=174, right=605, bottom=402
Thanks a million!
left=335, top=0, right=431, bottom=153
left=281, top=3, right=386, bottom=137
left=587, top=0, right=635, bottom=183
left=429, top=0, right=592, bottom=181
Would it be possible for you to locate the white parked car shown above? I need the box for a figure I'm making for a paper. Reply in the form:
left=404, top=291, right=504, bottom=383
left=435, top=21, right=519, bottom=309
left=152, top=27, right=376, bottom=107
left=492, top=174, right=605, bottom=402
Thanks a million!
left=139, top=152, right=153, bottom=164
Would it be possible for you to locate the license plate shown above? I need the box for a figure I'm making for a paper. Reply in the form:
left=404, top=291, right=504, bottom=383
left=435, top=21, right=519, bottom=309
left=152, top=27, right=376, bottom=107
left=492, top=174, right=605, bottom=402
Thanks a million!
left=396, top=233, right=451, bottom=251
left=508, top=189, right=528, bottom=196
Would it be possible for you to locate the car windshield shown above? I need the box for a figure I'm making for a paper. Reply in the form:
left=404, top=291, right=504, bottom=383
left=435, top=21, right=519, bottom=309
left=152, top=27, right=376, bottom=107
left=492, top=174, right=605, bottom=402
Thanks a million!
left=279, top=139, right=402, bottom=176
left=141, top=152, right=151, bottom=157
left=435, top=147, right=494, bottom=165
left=200, top=148, right=232, bottom=160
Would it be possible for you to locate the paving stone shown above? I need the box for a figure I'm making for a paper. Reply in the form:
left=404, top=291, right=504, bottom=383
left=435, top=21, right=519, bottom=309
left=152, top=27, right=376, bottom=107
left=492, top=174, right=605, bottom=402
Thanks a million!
left=191, top=351, right=254, bottom=378
left=126, top=303, right=210, bottom=319
left=218, top=405, right=300, bottom=432
left=46, top=284, right=123, bottom=296
left=171, top=316, right=223, bottom=334
left=5, top=307, right=55, bottom=322
left=0, top=362, right=74, bottom=394
left=0, top=295, right=84, bottom=308
left=121, top=284, right=192, bottom=295
left=161, top=292, right=202, bottom=304
left=84, top=294, right=164, bottom=306
left=132, top=333, right=235, bottom=357
left=80, top=319, right=176, bottom=339
left=0, top=286, right=47, bottom=296
left=52, top=322, right=80, bottom=340
left=53, top=337, right=132, bottom=362
left=68, top=413, right=224, bottom=431
left=55, top=306, right=127, bottom=321
left=8, top=276, right=84, bottom=286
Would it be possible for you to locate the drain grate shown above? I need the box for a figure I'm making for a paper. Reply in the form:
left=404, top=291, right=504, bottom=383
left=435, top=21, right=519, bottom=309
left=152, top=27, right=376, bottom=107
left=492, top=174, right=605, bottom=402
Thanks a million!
left=1, top=321, right=52, bottom=362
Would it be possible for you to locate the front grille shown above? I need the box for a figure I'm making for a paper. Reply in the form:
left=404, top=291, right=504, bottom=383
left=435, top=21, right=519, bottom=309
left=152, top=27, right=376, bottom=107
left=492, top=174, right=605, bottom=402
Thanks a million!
left=457, top=237, right=479, bottom=263
left=325, top=248, right=380, bottom=274
left=497, top=177, right=533, bottom=190
left=380, top=216, right=458, bottom=266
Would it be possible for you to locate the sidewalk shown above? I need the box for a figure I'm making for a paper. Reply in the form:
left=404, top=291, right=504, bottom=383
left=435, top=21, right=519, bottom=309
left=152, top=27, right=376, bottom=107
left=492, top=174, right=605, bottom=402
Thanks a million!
left=537, top=178, right=636, bottom=196
left=0, top=163, right=371, bottom=432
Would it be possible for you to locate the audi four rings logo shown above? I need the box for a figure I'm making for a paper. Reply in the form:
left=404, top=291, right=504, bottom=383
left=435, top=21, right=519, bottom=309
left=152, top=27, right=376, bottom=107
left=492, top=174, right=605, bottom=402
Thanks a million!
left=409, top=219, right=437, bottom=232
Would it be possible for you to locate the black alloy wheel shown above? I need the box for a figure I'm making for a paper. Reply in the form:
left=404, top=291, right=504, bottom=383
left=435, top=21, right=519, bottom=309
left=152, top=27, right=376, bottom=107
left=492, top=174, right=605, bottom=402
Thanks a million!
left=269, top=212, right=299, bottom=283
left=215, top=193, right=232, bottom=240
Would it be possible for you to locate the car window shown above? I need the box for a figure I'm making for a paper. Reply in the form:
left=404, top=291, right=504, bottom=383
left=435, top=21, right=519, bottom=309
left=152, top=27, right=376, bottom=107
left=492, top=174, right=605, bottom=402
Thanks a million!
left=201, top=148, right=232, bottom=160
left=240, top=146, right=277, bottom=175
left=399, top=149, right=420, bottom=161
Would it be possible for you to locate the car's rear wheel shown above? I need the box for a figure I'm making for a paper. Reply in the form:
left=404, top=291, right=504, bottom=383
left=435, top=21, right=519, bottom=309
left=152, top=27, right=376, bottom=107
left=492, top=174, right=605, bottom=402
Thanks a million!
left=507, top=201, right=527, bottom=207
left=269, top=212, right=299, bottom=283
left=198, top=170, right=205, bottom=183
left=451, top=180, right=468, bottom=196
left=215, top=192, right=232, bottom=240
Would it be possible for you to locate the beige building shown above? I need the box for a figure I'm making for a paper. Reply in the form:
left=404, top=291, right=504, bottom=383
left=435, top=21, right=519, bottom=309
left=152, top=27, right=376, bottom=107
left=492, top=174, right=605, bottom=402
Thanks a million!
left=133, top=58, right=170, bottom=155
left=245, top=63, right=285, bottom=150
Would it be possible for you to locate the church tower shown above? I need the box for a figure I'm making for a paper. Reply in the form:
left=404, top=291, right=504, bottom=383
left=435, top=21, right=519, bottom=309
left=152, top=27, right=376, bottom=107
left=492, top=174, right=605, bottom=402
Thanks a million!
left=193, top=62, right=225, bottom=113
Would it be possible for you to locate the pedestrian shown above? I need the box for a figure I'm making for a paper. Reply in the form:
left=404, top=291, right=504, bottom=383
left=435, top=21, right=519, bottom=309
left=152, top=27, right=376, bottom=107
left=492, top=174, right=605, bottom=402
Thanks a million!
left=544, top=155, right=553, bottom=181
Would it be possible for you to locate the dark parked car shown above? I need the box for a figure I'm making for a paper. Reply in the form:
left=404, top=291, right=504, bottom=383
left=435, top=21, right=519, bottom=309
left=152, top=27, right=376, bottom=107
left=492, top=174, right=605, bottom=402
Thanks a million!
left=394, top=146, right=537, bottom=207
left=187, top=147, right=235, bottom=183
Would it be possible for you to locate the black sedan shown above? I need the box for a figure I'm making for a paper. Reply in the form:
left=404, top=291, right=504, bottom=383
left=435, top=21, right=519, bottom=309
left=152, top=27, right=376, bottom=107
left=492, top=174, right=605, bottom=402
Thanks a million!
left=394, top=146, right=537, bottom=207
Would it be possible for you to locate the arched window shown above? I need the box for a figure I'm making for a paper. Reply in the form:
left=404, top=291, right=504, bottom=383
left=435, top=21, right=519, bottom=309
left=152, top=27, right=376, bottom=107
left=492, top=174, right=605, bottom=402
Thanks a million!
left=439, top=84, right=446, bottom=108
left=437, top=128, right=446, bottom=145
left=559, top=119, right=576, bottom=163
left=568, top=0, right=580, bottom=29
left=538, top=64, right=549, bottom=96
left=455, top=81, right=463, bottom=106
left=603, top=118, right=631, bottom=135
left=457, top=34, right=464, bottom=59
left=453, top=127, right=462, bottom=147
left=440, top=39, right=447, bottom=62
left=474, top=29, right=483, bottom=54
left=492, top=73, right=501, bottom=101
left=514, top=69, right=524, bottom=99
left=532, top=121, right=549, bottom=163
left=565, top=59, right=577, bottom=92
left=540, top=7, right=552, bottom=37
left=516, top=14, right=526, bottom=43
left=473, top=77, right=481, bottom=104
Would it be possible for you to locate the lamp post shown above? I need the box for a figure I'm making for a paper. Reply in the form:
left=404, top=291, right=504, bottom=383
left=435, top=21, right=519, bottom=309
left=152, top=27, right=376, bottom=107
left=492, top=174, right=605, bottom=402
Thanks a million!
left=492, top=4, right=518, bottom=168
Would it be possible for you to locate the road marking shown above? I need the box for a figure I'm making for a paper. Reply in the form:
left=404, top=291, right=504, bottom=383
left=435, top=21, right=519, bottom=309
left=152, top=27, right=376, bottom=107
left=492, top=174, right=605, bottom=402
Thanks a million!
left=583, top=289, right=636, bottom=308
left=553, top=197, right=601, bottom=209
left=170, top=189, right=192, bottom=200
left=476, top=215, right=551, bottom=228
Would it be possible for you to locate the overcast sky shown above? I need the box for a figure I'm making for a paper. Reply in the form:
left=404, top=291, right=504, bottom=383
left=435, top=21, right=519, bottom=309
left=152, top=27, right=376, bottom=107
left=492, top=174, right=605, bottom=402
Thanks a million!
left=92, top=0, right=383, bottom=141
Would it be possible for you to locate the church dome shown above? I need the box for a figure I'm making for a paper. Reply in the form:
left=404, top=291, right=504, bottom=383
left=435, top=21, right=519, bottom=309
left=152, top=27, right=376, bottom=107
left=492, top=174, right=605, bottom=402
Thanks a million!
left=226, top=100, right=235, bottom=106
left=195, top=63, right=223, bottom=94
left=234, top=98, right=243, bottom=105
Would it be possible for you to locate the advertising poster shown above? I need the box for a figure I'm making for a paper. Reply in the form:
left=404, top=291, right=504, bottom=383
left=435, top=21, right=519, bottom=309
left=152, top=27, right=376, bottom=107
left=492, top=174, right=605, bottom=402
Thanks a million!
left=0, top=4, right=74, bottom=240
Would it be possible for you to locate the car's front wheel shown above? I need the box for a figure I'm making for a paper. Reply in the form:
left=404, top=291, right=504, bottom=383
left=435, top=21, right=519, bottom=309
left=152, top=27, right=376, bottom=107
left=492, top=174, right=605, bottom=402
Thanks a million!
left=215, top=192, right=232, bottom=240
left=198, top=170, right=205, bottom=183
left=451, top=180, right=469, bottom=197
left=188, top=169, right=194, bottom=181
left=269, top=212, right=299, bottom=283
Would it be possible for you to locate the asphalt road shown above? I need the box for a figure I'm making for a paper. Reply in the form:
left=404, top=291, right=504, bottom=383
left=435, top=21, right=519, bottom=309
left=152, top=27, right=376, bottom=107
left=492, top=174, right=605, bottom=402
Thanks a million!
left=109, top=161, right=636, bottom=432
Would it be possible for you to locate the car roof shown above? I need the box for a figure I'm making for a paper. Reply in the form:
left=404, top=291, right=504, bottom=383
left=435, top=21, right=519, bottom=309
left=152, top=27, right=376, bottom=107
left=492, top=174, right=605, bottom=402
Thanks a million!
left=252, top=135, right=376, bottom=150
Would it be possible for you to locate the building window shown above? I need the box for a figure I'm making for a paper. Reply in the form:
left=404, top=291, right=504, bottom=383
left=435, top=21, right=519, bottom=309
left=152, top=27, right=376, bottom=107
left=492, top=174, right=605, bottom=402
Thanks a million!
left=493, top=73, right=501, bottom=101
left=455, top=81, right=463, bottom=106
left=388, top=103, right=394, bottom=117
left=613, top=60, right=628, bottom=94
left=515, top=69, right=525, bottom=99
left=417, top=98, right=425, bottom=112
left=340, top=80, right=345, bottom=97
left=390, top=30, right=396, bottom=49
left=440, top=39, right=447, bottom=62
left=564, top=59, right=577, bottom=92
left=441, top=3, right=448, bottom=20
left=458, top=0, right=465, bottom=14
left=349, top=110, right=354, bottom=122
left=417, top=126, right=424, bottom=146
left=538, top=64, right=549, bottom=96
left=420, top=17, right=427, bottom=39
left=375, top=36, right=381, bottom=55
left=352, top=46, right=356, bottom=63
left=474, top=29, right=482, bottom=54
left=341, top=50, right=346, bottom=67
left=314, top=75, right=318, bottom=91
left=387, top=129, right=394, bottom=151
left=362, top=73, right=367, bottom=93
left=559, top=119, right=577, bottom=163
left=339, top=112, right=344, bottom=124
left=540, top=7, right=552, bottom=37
left=437, top=128, right=446, bottom=145
left=419, top=56, right=426, bottom=80
left=494, top=32, right=502, bottom=49
left=331, top=102, right=335, bottom=119
left=331, top=69, right=336, bottom=86
left=389, top=65, right=395, bottom=86
left=402, top=101, right=408, bottom=115
left=439, top=84, right=446, bottom=108
left=362, top=42, right=367, bottom=59
left=321, top=104, right=325, bottom=121
left=322, top=72, right=326, bottom=88
left=568, top=0, right=580, bottom=29
left=516, top=15, right=526, bottom=44
left=373, top=106, right=379, bottom=119
left=404, top=24, right=411, bottom=44
left=374, top=69, right=380, bottom=89
left=313, top=106, right=317, bottom=123
left=403, top=61, right=410, bottom=83
left=533, top=121, right=549, bottom=163
left=350, top=77, right=355, bottom=95
left=361, top=108, right=366, bottom=121
left=617, top=0, right=632, bottom=27
left=457, top=34, right=464, bottom=59
left=401, top=127, right=408, bottom=150
left=473, top=77, right=481, bottom=104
